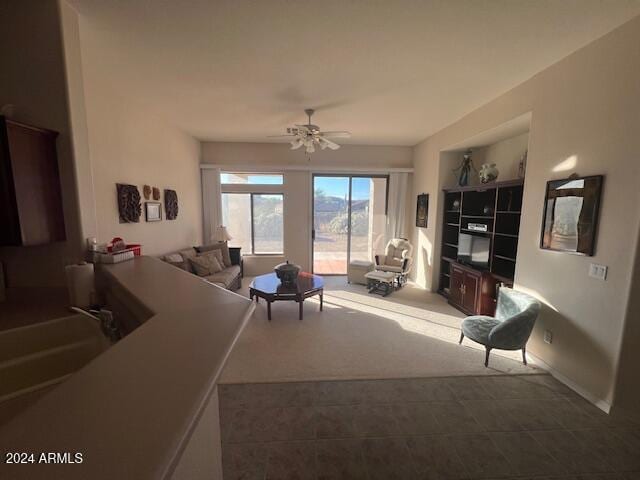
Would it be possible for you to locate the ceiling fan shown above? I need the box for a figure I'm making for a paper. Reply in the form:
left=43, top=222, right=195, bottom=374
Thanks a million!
left=269, top=109, right=351, bottom=154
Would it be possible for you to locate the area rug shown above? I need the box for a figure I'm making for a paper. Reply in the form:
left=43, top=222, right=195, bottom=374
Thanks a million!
left=220, top=277, right=539, bottom=384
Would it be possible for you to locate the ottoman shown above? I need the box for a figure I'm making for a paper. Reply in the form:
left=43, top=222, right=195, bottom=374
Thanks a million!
left=364, top=270, right=397, bottom=296
left=348, top=260, right=374, bottom=285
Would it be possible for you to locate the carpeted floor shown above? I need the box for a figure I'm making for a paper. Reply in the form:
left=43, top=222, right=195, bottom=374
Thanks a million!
left=219, top=277, right=539, bottom=384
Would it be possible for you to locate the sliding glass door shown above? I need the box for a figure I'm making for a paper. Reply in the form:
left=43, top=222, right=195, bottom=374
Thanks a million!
left=312, top=175, right=388, bottom=275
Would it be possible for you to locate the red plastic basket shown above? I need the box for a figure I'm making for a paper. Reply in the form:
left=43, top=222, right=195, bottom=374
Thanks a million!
left=127, top=244, right=142, bottom=256
left=107, top=238, right=142, bottom=256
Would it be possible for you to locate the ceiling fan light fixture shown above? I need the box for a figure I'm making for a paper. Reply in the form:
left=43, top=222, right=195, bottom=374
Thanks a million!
left=270, top=109, right=351, bottom=158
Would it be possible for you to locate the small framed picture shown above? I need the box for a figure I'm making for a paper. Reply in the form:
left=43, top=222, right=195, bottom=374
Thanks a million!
left=416, top=193, right=429, bottom=228
left=145, top=202, right=162, bottom=222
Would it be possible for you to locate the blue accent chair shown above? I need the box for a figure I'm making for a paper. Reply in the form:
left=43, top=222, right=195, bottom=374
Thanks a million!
left=459, top=288, right=541, bottom=367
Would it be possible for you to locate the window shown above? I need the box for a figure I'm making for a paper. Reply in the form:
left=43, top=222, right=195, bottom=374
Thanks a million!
left=221, top=173, right=283, bottom=185
left=222, top=193, right=283, bottom=254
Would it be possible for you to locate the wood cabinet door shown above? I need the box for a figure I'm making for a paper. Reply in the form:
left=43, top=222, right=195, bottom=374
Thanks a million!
left=450, top=265, right=464, bottom=307
left=462, top=272, right=480, bottom=313
left=5, top=121, right=65, bottom=245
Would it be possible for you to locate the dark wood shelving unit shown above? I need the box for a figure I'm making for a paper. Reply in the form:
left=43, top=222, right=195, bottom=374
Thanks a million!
left=494, top=254, right=516, bottom=262
left=438, top=179, right=524, bottom=315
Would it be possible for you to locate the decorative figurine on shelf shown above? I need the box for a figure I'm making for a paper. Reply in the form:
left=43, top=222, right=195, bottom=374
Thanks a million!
left=517, top=150, right=528, bottom=179
left=453, top=150, right=476, bottom=187
left=479, top=163, right=499, bottom=184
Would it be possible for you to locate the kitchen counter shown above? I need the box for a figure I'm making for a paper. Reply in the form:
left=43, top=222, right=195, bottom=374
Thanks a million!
left=0, top=256, right=254, bottom=479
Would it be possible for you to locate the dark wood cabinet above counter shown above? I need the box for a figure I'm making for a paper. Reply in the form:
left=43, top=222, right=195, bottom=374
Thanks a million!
left=0, top=116, right=66, bottom=246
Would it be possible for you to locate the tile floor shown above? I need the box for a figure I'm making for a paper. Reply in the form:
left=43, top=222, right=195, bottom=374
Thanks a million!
left=219, top=374, right=640, bottom=480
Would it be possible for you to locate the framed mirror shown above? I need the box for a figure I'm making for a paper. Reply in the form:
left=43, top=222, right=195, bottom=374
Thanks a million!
left=540, top=175, right=603, bottom=255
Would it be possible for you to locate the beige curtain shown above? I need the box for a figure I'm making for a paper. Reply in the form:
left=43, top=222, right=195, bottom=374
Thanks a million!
left=386, top=172, right=409, bottom=241
left=201, top=167, right=222, bottom=243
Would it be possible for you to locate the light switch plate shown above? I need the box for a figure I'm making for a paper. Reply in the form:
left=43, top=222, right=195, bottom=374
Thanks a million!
left=544, top=330, right=553, bottom=344
left=589, top=263, right=608, bottom=280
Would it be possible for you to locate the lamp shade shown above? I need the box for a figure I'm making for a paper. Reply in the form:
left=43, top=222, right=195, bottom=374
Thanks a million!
left=214, top=225, right=232, bottom=242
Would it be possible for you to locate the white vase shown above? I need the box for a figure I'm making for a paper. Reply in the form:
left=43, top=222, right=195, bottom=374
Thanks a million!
left=479, top=163, right=499, bottom=184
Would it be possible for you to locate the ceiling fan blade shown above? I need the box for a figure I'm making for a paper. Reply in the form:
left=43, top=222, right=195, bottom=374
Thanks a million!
left=268, top=134, right=296, bottom=138
left=319, top=137, right=341, bottom=150
left=320, top=131, right=351, bottom=138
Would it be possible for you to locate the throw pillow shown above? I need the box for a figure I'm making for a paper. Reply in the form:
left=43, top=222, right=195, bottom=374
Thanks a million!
left=195, top=242, right=232, bottom=267
left=164, top=253, right=183, bottom=263
left=203, top=248, right=224, bottom=267
left=179, top=248, right=198, bottom=273
left=162, top=252, right=188, bottom=271
left=189, top=252, right=224, bottom=277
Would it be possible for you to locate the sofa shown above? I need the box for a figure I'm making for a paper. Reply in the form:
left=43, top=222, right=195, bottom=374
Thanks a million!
left=160, top=242, right=243, bottom=290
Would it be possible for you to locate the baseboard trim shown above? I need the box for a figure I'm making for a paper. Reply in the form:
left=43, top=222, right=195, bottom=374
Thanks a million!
left=525, top=352, right=611, bottom=414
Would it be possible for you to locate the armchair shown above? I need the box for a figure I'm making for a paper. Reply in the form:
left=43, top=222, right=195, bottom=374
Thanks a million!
left=459, top=287, right=540, bottom=367
left=374, top=238, right=413, bottom=287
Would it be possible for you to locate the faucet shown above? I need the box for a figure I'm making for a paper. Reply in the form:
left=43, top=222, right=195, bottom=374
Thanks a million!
left=70, top=307, right=121, bottom=343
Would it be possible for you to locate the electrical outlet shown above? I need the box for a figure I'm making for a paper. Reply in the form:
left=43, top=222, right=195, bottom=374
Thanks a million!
left=544, top=330, right=553, bottom=344
left=589, top=263, right=608, bottom=280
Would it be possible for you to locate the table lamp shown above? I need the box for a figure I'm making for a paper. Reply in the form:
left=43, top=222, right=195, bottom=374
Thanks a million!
left=214, top=225, right=232, bottom=243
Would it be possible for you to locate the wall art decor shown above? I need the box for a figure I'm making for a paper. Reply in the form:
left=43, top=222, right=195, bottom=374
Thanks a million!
left=143, top=185, right=152, bottom=200
left=145, top=202, right=162, bottom=222
left=116, top=184, right=141, bottom=223
left=164, top=189, right=179, bottom=220
left=152, top=187, right=161, bottom=200
left=416, top=193, right=429, bottom=228
left=540, top=174, right=603, bottom=256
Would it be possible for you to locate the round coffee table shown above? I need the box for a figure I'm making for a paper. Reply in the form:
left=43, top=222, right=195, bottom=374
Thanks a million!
left=249, top=272, right=324, bottom=321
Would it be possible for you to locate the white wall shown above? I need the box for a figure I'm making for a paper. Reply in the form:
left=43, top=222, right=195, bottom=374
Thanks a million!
left=77, top=17, right=203, bottom=256
left=410, top=15, right=640, bottom=408
left=202, top=142, right=413, bottom=275
left=482, top=133, right=529, bottom=181
left=201, top=142, right=413, bottom=170
left=614, top=220, right=640, bottom=418
left=441, top=132, right=529, bottom=189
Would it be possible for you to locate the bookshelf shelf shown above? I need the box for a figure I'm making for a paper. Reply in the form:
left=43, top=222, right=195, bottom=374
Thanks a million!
left=439, top=179, right=524, bottom=314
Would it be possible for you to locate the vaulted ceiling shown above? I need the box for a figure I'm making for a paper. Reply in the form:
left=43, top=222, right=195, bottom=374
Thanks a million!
left=71, top=0, right=640, bottom=145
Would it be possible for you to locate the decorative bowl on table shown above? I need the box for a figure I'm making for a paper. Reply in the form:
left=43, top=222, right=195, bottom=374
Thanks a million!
left=274, top=261, right=300, bottom=287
